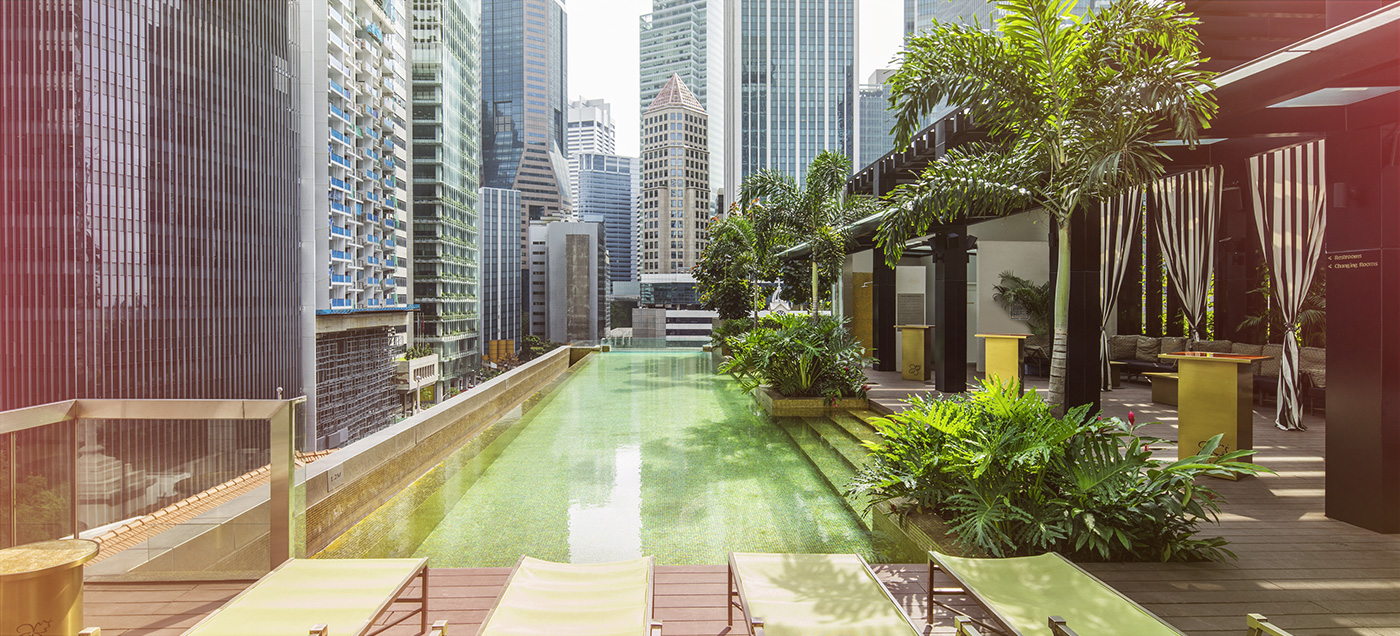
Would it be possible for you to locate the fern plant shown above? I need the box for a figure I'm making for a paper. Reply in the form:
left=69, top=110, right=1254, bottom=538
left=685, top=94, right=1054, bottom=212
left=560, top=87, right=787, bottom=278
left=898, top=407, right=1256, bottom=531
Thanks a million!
left=848, top=379, right=1268, bottom=561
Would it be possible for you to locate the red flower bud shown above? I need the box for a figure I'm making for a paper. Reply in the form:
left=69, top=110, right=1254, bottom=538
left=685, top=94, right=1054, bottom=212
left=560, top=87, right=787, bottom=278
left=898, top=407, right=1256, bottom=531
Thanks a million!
left=1128, top=411, right=1136, bottom=425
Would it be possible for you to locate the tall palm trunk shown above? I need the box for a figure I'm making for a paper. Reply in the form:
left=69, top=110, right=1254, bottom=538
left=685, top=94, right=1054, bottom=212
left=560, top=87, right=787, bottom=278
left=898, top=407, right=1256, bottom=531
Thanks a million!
left=1047, top=219, right=1071, bottom=412
left=810, top=260, right=820, bottom=318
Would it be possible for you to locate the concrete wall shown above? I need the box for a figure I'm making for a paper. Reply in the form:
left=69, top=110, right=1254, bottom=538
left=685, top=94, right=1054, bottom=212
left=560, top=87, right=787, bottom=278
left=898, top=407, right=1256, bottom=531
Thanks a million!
left=971, top=211, right=1051, bottom=370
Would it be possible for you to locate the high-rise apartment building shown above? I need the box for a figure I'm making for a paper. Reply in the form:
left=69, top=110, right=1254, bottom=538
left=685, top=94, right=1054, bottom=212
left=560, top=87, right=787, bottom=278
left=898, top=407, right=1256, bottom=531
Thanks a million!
left=0, top=2, right=302, bottom=412
left=481, top=188, right=523, bottom=357
left=575, top=154, right=638, bottom=283
left=640, top=75, right=710, bottom=275
left=300, top=0, right=413, bottom=448
left=640, top=0, right=725, bottom=204
left=724, top=0, right=855, bottom=194
left=481, top=0, right=571, bottom=228
left=567, top=97, right=617, bottom=205
left=858, top=69, right=901, bottom=169
left=528, top=222, right=608, bottom=343
left=411, top=0, right=484, bottom=395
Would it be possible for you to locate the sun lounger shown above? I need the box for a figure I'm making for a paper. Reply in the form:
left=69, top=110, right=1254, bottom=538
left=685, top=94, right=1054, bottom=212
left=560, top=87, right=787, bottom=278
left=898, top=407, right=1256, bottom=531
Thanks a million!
left=179, top=558, right=429, bottom=636
left=932, top=552, right=1296, bottom=636
left=727, top=552, right=921, bottom=636
left=475, top=556, right=661, bottom=636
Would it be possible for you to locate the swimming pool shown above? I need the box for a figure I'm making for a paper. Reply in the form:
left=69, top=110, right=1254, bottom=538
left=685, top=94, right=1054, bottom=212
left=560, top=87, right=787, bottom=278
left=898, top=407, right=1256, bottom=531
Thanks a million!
left=317, top=351, right=904, bottom=566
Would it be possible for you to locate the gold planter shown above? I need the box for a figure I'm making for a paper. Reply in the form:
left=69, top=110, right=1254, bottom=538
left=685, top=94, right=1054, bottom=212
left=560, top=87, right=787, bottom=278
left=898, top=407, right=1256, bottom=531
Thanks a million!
left=0, top=539, right=100, bottom=636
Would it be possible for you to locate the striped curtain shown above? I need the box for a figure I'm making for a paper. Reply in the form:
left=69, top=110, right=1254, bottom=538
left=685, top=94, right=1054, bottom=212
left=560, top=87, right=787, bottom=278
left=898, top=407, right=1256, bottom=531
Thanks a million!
left=1099, top=187, right=1142, bottom=390
left=1249, top=140, right=1327, bottom=431
left=1153, top=167, right=1222, bottom=339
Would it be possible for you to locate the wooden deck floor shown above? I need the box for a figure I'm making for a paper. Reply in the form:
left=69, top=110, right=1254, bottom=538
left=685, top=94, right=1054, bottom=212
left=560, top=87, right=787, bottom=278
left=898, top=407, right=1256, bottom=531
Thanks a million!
left=84, top=375, right=1400, bottom=636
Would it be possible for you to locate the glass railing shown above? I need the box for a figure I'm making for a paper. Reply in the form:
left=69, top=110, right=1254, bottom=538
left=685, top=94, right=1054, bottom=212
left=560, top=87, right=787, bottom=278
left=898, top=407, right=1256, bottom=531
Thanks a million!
left=330, top=129, right=350, bottom=147
left=367, top=256, right=380, bottom=265
left=329, top=177, right=349, bottom=192
left=332, top=274, right=351, bottom=284
left=331, top=249, right=351, bottom=261
left=331, top=225, right=351, bottom=238
left=332, top=298, right=351, bottom=308
left=0, top=398, right=307, bottom=581
left=330, top=104, right=352, bottom=124
left=330, top=153, right=351, bottom=169
left=329, top=79, right=349, bottom=100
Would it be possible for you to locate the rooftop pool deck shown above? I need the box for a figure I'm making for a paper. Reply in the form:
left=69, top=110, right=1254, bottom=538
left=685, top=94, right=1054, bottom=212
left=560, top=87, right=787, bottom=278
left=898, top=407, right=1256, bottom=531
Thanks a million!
left=316, top=350, right=906, bottom=566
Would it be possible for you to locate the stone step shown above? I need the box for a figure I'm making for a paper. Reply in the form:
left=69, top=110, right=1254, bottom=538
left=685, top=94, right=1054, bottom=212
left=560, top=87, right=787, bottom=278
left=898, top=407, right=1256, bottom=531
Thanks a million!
left=774, top=417, right=871, bottom=530
left=826, top=411, right=880, bottom=446
left=802, top=415, right=870, bottom=470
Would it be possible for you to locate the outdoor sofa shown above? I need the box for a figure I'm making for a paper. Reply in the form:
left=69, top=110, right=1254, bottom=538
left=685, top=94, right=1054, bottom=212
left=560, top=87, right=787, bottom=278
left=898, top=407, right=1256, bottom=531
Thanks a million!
left=1107, top=335, right=1325, bottom=408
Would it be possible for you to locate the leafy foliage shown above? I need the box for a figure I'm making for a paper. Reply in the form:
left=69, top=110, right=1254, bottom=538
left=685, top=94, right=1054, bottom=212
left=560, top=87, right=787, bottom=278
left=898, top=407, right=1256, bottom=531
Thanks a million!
left=880, top=0, right=1216, bottom=408
left=848, top=380, right=1268, bottom=561
left=1237, top=269, right=1326, bottom=347
left=740, top=151, right=882, bottom=316
left=694, top=213, right=762, bottom=320
left=403, top=344, right=435, bottom=360
left=519, top=334, right=563, bottom=362
left=719, top=314, right=873, bottom=399
left=709, top=318, right=753, bottom=350
left=991, top=272, right=1052, bottom=338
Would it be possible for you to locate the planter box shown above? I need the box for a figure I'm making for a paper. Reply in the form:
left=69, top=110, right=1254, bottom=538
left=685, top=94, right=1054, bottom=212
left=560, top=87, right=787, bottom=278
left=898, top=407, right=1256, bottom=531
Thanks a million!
left=872, top=500, right=984, bottom=559
left=752, top=386, right=867, bottom=416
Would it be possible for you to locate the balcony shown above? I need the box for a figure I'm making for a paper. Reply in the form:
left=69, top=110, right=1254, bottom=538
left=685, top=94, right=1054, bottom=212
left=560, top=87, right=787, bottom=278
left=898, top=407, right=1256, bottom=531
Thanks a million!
left=331, top=274, right=352, bottom=286
left=329, top=177, right=350, bottom=193
left=329, top=79, right=349, bottom=101
left=331, top=298, right=352, bottom=308
left=330, top=249, right=352, bottom=263
left=395, top=353, right=439, bottom=392
left=330, top=153, right=352, bottom=169
left=330, top=225, right=352, bottom=239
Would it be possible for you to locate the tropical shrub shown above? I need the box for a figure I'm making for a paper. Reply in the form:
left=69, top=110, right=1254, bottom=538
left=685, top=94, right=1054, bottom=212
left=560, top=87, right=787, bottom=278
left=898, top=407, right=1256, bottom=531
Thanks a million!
left=720, top=314, right=872, bottom=399
left=519, top=334, right=562, bottom=361
left=848, top=380, right=1268, bottom=561
left=403, top=344, right=434, bottom=360
left=709, top=318, right=753, bottom=350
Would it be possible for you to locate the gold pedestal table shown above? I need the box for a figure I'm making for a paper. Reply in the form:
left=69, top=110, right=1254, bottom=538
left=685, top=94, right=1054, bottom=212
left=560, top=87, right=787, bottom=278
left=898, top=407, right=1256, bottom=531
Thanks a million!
left=895, top=325, right=934, bottom=381
left=976, top=333, right=1029, bottom=391
left=1157, top=352, right=1269, bottom=472
left=0, top=539, right=100, bottom=636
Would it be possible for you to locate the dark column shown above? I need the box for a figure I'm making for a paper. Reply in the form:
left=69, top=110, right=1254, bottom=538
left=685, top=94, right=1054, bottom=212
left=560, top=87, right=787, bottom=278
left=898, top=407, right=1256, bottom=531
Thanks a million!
left=1164, top=279, right=1185, bottom=337
left=872, top=253, right=898, bottom=372
left=1066, top=212, right=1102, bottom=412
left=1117, top=211, right=1144, bottom=335
left=1215, top=165, right=1253, bottom=342
left=1143, top=196, right=1165, bottom=337
left=933, top=228, right=968, bottom=392
left=1325, top=126, right=1400, bottom=534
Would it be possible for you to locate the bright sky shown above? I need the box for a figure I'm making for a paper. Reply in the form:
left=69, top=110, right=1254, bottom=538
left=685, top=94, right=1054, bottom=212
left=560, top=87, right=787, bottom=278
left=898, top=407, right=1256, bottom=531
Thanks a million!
left=566, top=0, right=905, bottom=157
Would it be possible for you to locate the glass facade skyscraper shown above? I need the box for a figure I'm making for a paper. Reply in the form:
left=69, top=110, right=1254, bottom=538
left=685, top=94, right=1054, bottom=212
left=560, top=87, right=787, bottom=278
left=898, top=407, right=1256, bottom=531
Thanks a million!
left=0, top=1, right=302, bottom=411
left=567, top=97, right=617, bottom=207
left=481, top=0, right=571, bottom=224
left=412, top=0, right=484, bottom=394
left=640, top=0, right=725, bottom=203
left=575, top=154, right=638, bottom=283
left=725, top=0, right=855, bottom=191
left=858, top=69, right=899, bottom=169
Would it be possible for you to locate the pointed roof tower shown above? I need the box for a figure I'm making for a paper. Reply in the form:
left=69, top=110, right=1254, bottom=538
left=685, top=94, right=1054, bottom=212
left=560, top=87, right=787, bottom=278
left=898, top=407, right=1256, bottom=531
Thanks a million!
left=646, top=74, right=705, bottom=114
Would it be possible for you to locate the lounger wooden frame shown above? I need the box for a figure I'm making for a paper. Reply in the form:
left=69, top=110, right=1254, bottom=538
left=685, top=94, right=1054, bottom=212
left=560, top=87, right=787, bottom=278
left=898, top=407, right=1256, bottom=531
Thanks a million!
left=474, top=555, right=662, bottom=636
left=726, top=552, right=921, bottom=636
left=181, top=558, right=429, bottom=636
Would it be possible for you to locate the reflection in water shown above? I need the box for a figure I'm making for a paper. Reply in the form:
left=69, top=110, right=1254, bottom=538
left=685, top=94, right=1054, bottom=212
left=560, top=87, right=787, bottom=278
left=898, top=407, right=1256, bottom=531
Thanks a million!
left=568, top=444, right=642, bottom=562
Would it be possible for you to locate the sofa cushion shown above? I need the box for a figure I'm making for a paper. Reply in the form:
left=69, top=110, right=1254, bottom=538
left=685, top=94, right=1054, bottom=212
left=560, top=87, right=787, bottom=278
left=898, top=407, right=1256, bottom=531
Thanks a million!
left=1299, top=346, right=1325, bottom=373
left=1306, top=368, right=1327, bottom=389
left=1134, top=336, right=1160, bottom=362
left=1231, top=342, right=1264, bottom=356
left=1108, top=335, right=1137, bottom=361
left=1159, top=337, right=1188, bottom=355
left=1260, top=344, right=1284, bottom=377
left=1193, top=339, right=1233, bottom=353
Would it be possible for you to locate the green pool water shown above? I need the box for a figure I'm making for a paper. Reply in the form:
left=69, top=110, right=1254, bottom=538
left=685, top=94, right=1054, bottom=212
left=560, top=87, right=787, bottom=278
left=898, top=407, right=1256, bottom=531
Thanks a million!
left=318, top=351, right=894, bottom=566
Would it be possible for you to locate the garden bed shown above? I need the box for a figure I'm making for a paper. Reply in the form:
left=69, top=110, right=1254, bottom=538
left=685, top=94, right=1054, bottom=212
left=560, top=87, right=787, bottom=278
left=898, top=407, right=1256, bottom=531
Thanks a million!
left=751, top=386, right=867, bottom=416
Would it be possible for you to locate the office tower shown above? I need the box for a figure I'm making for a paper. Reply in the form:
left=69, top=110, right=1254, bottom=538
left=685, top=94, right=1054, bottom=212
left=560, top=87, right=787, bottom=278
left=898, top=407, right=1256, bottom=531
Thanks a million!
left=481, top=188, right=523, bottom=358
left=481, top=0, right=572, bottom=229
left=640, top=75, right=710, bottom=275
left=412, top=0, right=484, bottom=396
left=724, top=0, right=855, bottom=194
left=0, top=2, right=301, bottom=412
left=858, top=69, right=900, bottom=169
left=905, top=0, right=1111, bottom=38
left=567, top=97, right=617, bottom=205
left=640, top=0, right=725, bottom=204
left=528, top=222, right=608, bottom=343
left=300, top=0, right=413, bottom=448
left=575, top=154, right=638, bottom=283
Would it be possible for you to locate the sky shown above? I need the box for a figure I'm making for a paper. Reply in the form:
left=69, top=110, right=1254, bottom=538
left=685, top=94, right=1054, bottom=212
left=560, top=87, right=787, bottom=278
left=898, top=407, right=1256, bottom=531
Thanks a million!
left=566, top=0, right=905, bottom=158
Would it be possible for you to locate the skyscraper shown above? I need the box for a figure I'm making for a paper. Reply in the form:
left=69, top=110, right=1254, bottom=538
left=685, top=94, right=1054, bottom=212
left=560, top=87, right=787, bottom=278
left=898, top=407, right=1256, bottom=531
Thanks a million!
left=527, top=222, right=608, bottom=343
left=481, top=188, right=523, bottom=357
left=640, top=0, right=725, bottom=204
left=481, top=0, right=571, bottom=227
left=300, top=0, right=413, bottom=448
left=858, top=69, right=900, bottom=169
left=412, top=0, right=484, bottom=395
left=640, top=75, right=710, bottom=275
left=724, top=0, right=856, bottom=194
left=575, top=154, right=638, bottom=283
left=1, top=1, right=303, bottom=411
left=905, top=0, right=1112, bottom=38
left=567, top=97, right=617, bottom=206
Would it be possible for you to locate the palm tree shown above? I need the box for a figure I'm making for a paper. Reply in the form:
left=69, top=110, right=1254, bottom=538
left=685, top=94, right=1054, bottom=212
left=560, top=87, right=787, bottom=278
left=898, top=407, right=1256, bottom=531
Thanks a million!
left=878, top=0, right=1216, bottom=409
left=740, top=151, right=882, bottom=317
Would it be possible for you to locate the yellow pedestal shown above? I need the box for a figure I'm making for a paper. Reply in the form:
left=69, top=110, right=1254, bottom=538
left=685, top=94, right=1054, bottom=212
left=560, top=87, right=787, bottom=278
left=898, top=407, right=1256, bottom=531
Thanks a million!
left=976, top=333, right=1029, bottom=391
left=896, top=325, right=933, bottom=381
left=0, top=539, right=99, bottom=636
left=1158, top=352, right=1266, bottom=472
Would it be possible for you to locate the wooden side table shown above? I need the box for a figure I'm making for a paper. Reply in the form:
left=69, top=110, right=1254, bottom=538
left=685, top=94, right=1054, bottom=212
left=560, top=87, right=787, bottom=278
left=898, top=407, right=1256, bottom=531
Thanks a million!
left=976, top=333, right=1029, bottom=392
left=0, top=539, right=100, bottom=636
left=1158, top=352, right=1270, bottom=476
left=895, top=325, right=934, bottom=381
